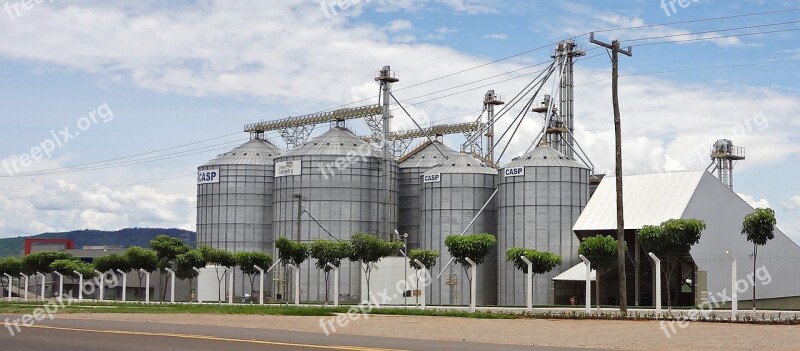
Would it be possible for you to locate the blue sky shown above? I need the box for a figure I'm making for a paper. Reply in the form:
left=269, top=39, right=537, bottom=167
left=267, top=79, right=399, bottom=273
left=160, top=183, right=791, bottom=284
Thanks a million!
left=0, top=0, right=798, bottom=241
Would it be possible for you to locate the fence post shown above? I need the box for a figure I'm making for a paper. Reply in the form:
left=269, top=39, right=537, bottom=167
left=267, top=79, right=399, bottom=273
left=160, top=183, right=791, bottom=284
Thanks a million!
left=519, top=256, right=533, bottom=311
left=648, top=253, right=661, bottom=318
left=94, top=270, right=104, bottom=301
left=725, top=251, right=737, bottom=321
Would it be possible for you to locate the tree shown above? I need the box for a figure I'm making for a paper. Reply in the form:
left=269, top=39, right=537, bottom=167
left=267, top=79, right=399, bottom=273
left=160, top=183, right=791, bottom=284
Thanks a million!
left=578, top=235, right=619, bottom=306
left=22, top=251, right=75, bottom=295
left=741, top=207, right=776, bottom=311
left=348, top=233, right=402, bottom=301
left=49, top=259, right=96, bottom=279
left=408, top=249, right=438, bottom=303
left=22, top=251, right=75, bottom=274
left=275, top=237, right=310, bottom=301
left=0, top=257, right=22, bottom=297
left=200, top=246, right=236, bottom=302
left=124, top=246, right=158, bottom=301
left=309, top=240, right=350, bottom=304
left=175, top=249, right=206, bottom=300
left=506, top=247, right=561, bottom=276
left=93, top=253, right=131, bottom=274
left=444, top=233, right=496, bottom=301
left=150, top=234, right=190, bottom=300
left=234, top=251, right=274, bottom=302
left=638, top=218, right=705, bottom=308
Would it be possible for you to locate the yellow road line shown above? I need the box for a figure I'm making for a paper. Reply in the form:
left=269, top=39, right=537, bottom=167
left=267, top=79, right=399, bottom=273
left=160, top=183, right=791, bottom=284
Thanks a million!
left=3, top=323, right=410, bottom=351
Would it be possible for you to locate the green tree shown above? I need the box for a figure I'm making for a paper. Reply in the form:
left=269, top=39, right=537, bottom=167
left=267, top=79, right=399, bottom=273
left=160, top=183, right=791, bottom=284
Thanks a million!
left=22, top=251, right=75, bottom=274
left=150, top=234, right=190, bottom=300
left=741, top=207, right=776, bottom=311
left=444, top=233, right=496, bottom=302
left=0, top=257, right=23, bottom=297
left=638, top=218, right=705, bottom=308
left=175, top=249, right=206, bottom=300
left=408, top=249, right=438, bottom=303
left=408, top=249, right=438, bottom=271
left=49, top=259, right=97, bottom=279
left=578, top=235, right=619, bottom=306
left=309, top=240, right=350, bottom=304
left=348, top=233, right=403, bottom=301
left=124, top=246, right=158, bottom=301
left=506, top=247, right=561, bottom=276
left=234, top=251, right=274, bottom=302
left=22, top=251, right=75, bottom=295
left=93, top=253, right=131, bottom=274
left=275, top=237, right=310, bottom=302
left=200, top=246, right=236, bottom=302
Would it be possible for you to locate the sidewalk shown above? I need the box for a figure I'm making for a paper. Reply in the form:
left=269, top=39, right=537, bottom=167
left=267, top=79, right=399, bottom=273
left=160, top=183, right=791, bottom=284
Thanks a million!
left=54, top=313, right=800, bottom=350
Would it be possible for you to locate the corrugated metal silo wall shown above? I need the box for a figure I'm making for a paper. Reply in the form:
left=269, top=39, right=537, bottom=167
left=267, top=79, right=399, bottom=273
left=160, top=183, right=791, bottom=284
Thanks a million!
left=420, top=173, right=498, bottom=306
left=272, top=155, right=398, bottom=303
left=399, top=166, right=427, bottom=251
left=197, top=163, right=275, bottom=297
left=497, top=166, right=589, bottom=306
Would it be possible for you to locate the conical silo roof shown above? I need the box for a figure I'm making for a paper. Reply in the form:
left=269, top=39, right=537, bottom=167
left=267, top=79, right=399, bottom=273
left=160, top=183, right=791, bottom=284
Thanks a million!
left=202, top=138, right=282, bottom=166
left=399, top=141, right=459, bottom=169
left=503, top=144, right=588, bottom=169
left=279, top=127, right=381, bottom=158
left=424, top=152, right=496, bottom=175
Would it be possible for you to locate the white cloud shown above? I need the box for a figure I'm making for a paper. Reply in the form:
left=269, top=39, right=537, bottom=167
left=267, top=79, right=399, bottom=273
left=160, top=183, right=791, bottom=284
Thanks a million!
left=424, top=27, right=457, bottom=40
left=384, top=19, right=413, bottom=32
left=783, top=196, right=800, bottom=211
left=483, top=33, right=508, bottom=40
left=544, top=3, right=741, bottom=48
left=737, top=193, right=771, bottom=209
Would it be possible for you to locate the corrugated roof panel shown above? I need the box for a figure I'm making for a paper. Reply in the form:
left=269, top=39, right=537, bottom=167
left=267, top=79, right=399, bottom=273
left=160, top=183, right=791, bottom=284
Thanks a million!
left=551, top=262, right=596, bottom=281
left=423, top=153, right=496, bottom=175
left=201, top=138, right=282, bottom=166
left=399, top=141, right=459, bottom=169
left=572, top=171, right=704, bottom=231
left=280, top=127, right=382, bottom=157
left=503, top=144, right=588, bottom=169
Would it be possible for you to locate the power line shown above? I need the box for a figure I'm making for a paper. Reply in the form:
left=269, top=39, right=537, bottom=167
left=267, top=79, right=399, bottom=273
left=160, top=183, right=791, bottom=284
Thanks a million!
left=620, top=19, right=800, bottom=43
left=631, top=27, right=800, bottom=47
left=591, top=7, right=800, bottom=34
left=575, top=58, right=800, bottom=88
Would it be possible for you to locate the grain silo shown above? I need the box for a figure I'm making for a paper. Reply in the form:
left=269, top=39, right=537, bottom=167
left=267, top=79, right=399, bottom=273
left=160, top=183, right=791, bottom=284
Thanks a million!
left=272, top=125, right=398, bottom=302
left=196, top=137, right=282, bottom=298
left=398, top=140, right=459, bottom=250
left=420, top=153, right=498, bottom=306
left=496, top=143, right=589, bottom=306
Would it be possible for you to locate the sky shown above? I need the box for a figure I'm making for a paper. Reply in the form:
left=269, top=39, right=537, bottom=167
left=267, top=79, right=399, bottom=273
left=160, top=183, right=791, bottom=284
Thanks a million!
left=0, top=0, right=798, bottom=242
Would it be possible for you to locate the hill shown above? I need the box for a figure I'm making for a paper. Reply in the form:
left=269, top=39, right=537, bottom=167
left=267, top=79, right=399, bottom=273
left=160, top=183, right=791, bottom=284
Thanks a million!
left=0, top=228, right=196, bottom=258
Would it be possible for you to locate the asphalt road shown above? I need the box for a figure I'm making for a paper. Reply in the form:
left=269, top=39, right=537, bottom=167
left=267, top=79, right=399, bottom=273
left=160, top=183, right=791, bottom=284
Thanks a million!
left=0, top=315, right=604, bottom=351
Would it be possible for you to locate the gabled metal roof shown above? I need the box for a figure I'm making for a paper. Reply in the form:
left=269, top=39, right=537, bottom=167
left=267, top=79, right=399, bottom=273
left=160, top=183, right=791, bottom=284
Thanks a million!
left=279, top=127, right=382, bottom=158
left=423, top=153, right=497, bottom=175
left=572, top=171, right=705, bottom=231
left=399, top=141, right=459, bottom=169
left=201, top=138, right=282, bottom=167
left=551, top=262, right=595, bottom=281
left=504, top=144, right=588, bottom=169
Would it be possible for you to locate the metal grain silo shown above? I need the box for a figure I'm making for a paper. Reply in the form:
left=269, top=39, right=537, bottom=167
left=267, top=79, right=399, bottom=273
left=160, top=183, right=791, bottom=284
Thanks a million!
left=420, top=153, right=498, bottom=306
left=497, top=144, right=589, bottom=306
left=272, top=126, right=398, bottom=303
left=196, top=137, right=282, bottom=298
left=398, top=141, right=459, bottom=251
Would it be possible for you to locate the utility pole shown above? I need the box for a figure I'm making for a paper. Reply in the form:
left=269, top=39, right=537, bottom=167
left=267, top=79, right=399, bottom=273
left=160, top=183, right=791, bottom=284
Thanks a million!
left=376, top=66, right=398, bottom=240
left=294, top=194, right=302, bottom=242
left=590, top=32, right=632, bottom=315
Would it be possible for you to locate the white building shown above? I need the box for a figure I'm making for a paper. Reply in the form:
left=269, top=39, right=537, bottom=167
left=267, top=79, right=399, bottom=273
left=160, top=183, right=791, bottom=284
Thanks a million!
left=570, top=171, right=800, bottom=308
